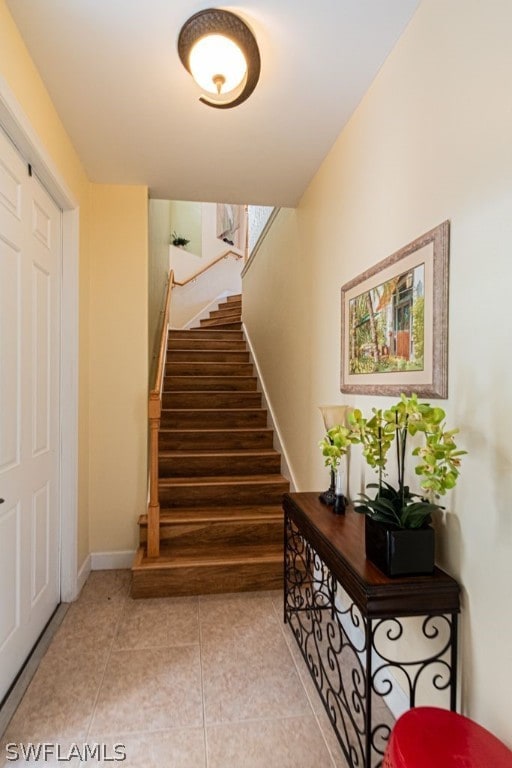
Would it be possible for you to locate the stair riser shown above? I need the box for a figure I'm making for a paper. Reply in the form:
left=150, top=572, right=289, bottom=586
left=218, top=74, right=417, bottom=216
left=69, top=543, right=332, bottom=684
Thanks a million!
left=168, top=350, right=250, bottom=363
left=199, top=320, right=242, bottom=330
left=162, top=391, right=262, bottom=409
left=165, top=376, right=257, bottom=391
left=160, top=410, right=267, bottom=429
left=208, top=306, right=242, bottom=318
left=132, top=560, right=283, bottom=599
left=159, top=453, right=281, bottom=477
left=201, top=311, right=240, bottom=323
left=166, top=362, right=253, bottom=376
left=217, top=302, right=241, bottom=314
left=139, top=520, right=283, bottom=549
left=169, top=330, right=244, bottom=341
left=159, top=482, right=289, bottom=507
left=225, top=294, right=242, bottom=303
left=168, top=339, right=247, bottom=351
left=159, top=430, right=274, bottom=451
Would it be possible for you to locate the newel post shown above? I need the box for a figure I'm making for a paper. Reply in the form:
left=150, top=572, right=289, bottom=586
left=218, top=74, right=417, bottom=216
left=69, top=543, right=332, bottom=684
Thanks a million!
left=148, top=392, right=161, bottom=558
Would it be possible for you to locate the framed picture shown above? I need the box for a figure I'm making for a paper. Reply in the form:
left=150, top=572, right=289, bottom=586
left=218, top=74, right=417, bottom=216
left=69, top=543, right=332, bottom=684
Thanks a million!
left=340, top=221, right=449, bottom=398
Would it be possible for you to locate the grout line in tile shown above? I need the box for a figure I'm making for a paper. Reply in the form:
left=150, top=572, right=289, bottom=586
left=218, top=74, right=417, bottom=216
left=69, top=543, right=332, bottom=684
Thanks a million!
left=197, top=598, right=209, bottom=768
left=270, top=594, right=341, bottom=768
left=203, top=710, right=341, bottom=728
left=83, top=592, right=128, bottom=742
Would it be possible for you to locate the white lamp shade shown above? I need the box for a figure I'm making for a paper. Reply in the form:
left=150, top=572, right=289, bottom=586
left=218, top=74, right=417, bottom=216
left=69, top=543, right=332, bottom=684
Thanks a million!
left=189, top=34, right=247, bottom=94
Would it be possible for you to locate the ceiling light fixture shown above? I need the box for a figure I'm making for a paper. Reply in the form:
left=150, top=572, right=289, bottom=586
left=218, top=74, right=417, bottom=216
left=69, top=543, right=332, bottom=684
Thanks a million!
left=178, top=8, right=260, bottom=109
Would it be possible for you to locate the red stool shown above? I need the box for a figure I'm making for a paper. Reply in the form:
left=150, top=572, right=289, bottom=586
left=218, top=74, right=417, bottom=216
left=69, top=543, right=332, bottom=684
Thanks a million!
left=384, top=706, right=512, bottom=768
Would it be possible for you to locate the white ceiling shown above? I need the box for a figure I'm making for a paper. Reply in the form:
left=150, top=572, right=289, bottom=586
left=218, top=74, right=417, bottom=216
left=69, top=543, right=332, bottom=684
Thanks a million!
left=7, top=0, right=420, bottom=206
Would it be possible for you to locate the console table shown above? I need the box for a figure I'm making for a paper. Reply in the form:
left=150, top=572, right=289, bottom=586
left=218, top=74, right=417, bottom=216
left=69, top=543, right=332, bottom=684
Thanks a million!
left=284, top=492, right=460, bottom=768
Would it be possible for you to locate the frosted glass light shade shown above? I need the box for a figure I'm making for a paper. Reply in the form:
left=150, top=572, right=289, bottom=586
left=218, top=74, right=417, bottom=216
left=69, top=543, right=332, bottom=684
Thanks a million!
left=189, top=34, right=247, bottom=95
left=319, top=405, right=353, bottom=431
left=178, top=8, right=260, bottom=109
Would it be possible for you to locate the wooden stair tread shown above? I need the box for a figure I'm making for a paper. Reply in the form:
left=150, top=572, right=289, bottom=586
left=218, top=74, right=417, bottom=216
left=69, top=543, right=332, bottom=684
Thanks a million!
left=159, top=427, right=272, bottom=434
left=167, top=361, right=249, bottom=367
left=201, top=310, right=240, bottom=318
left=164, top=376, right=258, bottom=390
left=168, top=349, right=249, bottom=356
left=159, top=473, right=288, bottom=487
left=161, top=407, right=263, bottom=414
left=139, top=505, right=283, bottom=525
left=159, top=448, right=278, bottom=458
left=133, top=543, right=283, bottom=570
left=162, top=393, right=263, bottom=409
left=170, top=327, right=242, bottom=333
left=200, top=318, right=241, bottom=325
left=164, top=389, right=258, bottom=395
left=169, top=330, right=244, bottom=339
left=165, top=375, right=256, bottom=380
left=209, top=309, right=242, bottom=318
left=166, top=366, right=253, bottom=375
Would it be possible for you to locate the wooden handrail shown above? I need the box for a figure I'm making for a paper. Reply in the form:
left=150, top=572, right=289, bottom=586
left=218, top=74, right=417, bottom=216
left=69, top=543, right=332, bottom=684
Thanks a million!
left=147, top=270, right=174, bottom=558
left=152, top=270, right=174, bottom=396
left=172, top=249, right=242, bottom=287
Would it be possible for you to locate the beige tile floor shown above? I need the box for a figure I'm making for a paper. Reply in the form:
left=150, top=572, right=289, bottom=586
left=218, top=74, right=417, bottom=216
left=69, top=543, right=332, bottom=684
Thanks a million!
left=1, top=570, right=352, bottom=768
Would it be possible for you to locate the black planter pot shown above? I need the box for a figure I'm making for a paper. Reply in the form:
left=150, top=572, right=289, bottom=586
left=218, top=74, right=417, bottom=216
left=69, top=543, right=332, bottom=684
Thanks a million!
left=364, top=515, right=435, bottom=577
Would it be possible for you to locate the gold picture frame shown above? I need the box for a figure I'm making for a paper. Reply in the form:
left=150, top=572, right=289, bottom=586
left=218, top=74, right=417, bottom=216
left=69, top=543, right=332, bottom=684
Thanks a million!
left=340, top=221, right=450, bottom=398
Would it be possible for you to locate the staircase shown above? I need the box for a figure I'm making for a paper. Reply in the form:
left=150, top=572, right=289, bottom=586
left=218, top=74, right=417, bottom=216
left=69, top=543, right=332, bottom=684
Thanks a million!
left=131, top=294, right=289, bottom=598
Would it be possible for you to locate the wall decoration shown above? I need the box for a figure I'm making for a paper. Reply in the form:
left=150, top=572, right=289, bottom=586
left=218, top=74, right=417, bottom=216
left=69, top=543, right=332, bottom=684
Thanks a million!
left=340, top=221, right=449, bottom=398
left=216, top=203, right=245, bottom=248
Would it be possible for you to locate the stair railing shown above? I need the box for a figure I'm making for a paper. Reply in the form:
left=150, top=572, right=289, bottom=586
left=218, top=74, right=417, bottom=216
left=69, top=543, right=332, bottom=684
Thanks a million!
left=147, top=270, right=174, bottom=558
left=172, top=249, right=243, bottom=287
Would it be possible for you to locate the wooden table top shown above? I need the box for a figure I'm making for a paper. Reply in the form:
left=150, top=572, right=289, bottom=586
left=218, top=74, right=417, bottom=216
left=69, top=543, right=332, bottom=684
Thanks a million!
left=284, top=492, right=460, bottom=618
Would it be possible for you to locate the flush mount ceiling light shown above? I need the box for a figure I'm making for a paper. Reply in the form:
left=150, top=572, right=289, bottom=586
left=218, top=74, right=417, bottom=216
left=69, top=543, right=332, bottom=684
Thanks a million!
left=178, top=8, right=260, bottom=109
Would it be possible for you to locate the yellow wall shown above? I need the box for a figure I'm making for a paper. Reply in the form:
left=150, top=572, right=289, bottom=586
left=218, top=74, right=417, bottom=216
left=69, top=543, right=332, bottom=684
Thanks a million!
left=149, top=199, right=173, bottom=381
left=243, top=0, right=512, bottom=745
left=0, top=0, right=91, bottom=567
left=170, top=200, right=202, bottom=257
left=89, top=185, right=148, bottom=553
left=1, top=0, right=149, bottom=567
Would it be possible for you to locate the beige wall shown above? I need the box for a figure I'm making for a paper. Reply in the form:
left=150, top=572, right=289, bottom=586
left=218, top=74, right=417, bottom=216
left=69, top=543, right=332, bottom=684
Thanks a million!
left=243, top=0, right=512, bottom=745
left=148, top=199, right=173, bottom=382
left=89, top=185, right=148, bottom=553
left=1, top=0, right=149, bottom=566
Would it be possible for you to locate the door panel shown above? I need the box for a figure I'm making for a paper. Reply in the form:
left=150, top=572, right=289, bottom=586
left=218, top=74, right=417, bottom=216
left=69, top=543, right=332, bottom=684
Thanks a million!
left=32, top=260, right=51, bottom=455
left=0, top=237, right=20, bottom=473
left=0, top=128, right=61, bottom=702
left=0, top=502, right=20, bottom=652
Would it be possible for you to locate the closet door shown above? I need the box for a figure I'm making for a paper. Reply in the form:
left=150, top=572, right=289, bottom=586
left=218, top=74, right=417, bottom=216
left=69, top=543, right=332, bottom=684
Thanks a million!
left=0, top=128, right=61, bottom=701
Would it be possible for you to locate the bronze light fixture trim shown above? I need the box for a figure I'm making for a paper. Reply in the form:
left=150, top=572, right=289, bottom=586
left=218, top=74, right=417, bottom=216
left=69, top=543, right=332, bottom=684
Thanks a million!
left=178, top=8, right=261, bottom=109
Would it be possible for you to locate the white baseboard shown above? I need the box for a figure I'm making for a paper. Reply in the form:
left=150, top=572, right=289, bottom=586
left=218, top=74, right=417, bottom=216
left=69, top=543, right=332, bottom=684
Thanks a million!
left=90, top=550, right=136, bottom=571
left=181, top=290, right=231, bottom=329
left=242, top=322, right=298, bottom=491
left=76, top=554, right=91, bottom=598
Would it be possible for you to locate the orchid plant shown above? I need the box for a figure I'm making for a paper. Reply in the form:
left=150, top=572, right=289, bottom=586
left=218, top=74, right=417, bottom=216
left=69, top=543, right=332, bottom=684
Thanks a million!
left=318, top=394, right=466, bottom=529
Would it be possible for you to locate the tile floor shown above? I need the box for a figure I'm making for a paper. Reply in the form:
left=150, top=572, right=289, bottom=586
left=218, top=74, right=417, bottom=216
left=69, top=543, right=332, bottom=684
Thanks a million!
left=1, top=570, right=350, bottom=767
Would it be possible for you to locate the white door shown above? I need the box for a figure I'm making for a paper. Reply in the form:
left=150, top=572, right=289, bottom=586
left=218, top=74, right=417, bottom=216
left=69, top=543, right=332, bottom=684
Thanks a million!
left=0, top=128, right=61, bottom=702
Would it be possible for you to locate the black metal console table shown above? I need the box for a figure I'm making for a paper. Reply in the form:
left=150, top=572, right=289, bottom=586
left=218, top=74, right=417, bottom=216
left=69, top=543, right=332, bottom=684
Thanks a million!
left=284, top=492, right=460, bottom=768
